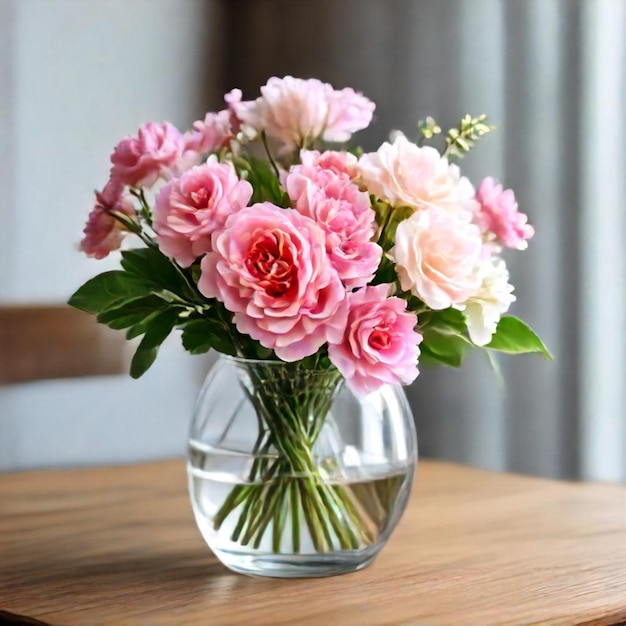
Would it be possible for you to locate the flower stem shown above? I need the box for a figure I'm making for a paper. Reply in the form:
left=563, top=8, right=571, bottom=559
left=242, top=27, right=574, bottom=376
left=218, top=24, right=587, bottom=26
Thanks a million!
left=261, top=131, right=281, bottom=179
left=213, top=361, right=375, bottom=554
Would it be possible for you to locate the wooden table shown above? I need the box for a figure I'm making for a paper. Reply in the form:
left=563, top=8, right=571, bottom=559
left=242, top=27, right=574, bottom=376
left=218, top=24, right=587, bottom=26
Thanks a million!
left=1, top=461, right=625, bottom=626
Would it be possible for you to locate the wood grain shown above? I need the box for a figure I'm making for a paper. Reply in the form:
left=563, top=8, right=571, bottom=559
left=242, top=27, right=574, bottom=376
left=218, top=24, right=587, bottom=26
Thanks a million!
left=0, top=305, right=130, bottom=384
left=1, top=461, right=625, bottom=626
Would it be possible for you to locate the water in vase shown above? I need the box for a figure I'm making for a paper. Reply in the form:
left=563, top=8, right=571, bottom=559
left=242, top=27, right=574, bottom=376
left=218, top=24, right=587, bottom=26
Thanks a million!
left=187, top=438, right=413, bottom=576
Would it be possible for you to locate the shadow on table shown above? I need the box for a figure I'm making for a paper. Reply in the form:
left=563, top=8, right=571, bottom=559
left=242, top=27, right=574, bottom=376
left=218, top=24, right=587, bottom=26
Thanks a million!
left=0, top=610, right=52, bottom=625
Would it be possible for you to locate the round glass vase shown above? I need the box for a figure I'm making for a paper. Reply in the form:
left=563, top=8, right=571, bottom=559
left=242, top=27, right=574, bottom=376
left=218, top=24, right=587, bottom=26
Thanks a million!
left=187, top=355, right=417, bottom=578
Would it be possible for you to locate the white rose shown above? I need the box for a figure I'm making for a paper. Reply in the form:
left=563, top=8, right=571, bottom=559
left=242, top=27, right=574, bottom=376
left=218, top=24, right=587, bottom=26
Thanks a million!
left=463, top=257, right=516, bottom=346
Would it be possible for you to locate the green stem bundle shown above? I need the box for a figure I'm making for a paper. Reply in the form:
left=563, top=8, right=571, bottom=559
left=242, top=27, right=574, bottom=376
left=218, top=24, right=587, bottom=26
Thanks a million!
left=213, top=361, right=375, bottom=553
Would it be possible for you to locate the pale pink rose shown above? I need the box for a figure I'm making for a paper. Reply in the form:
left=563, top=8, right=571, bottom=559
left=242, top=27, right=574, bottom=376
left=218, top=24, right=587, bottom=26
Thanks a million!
left=198, top=203, right=348, bottom=361
left=182, top=90, right=245, bottom=166
left=392, top=206, right=483, bottom=309
left=232, top=76, right=375, bottom=153
left=323, top=86, right=376, bottom=143
left=79, top=179, right=137, bottom=260
left=224, top=88, right=242, bottom=109
left=475, top=177, right=534, bottom=250
left=153, top=156, right=252, bottom=267
left=224, top=88, right=245, bottom=136
left=328, top=284, right=422, bottom=395
left=182, top=110, right=232, bottom=164
left=299, top=149, right=359, bottom=179
left=358, top=133, right=477, bottom=217
left=285, top=165, right=381, bottom=288
left=110, top=121, right=185, bottom=188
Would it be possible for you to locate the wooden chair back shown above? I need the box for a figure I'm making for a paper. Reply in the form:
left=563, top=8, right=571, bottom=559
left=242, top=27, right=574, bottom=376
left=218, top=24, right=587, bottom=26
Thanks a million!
left=0, top=305, right=130, bottom=384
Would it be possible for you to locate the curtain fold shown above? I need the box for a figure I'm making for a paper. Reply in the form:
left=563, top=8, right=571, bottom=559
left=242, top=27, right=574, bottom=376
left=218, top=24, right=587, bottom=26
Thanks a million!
left=215, top=0, right=625, bottom=481
left=579, top=0, right=626, bottom=482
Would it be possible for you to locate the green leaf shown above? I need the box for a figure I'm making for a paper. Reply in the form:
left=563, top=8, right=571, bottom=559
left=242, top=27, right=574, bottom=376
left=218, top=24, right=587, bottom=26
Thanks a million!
left=181, top=319, right=215, bottom=354
left=347, top=145, right=364, bottom=158
left=486, top=316, right=553, bottom=359
left=418, top=116, right=442, bottom=140
left=372, top=256, right=397, bottom=286
left=68, top=271, right=155, bottom=314
left=417, top=307, right=473, bottom=367
left=129, top=309, right=180, bottom=378
left=419, top=307, right=469, bottom=335
left=141, top=309, right=179, bottom=349
left=130, top=345, right=158, bottom=379
left=254, top=346, right=274, bottom=359
left=420, top=328, right=470, bottom=368
left=417, top=347, right=451, bottom=367
left=121, top=247, right=193, bottom=298
left=181, top=318, right=237, bottom=356
left=244, top=157, right=290, bottom=207
left=125, top=311, right=163, bottom=340
left=444, top=113, right=495, bottom=159
left=96, top=294, right=170, bottom=330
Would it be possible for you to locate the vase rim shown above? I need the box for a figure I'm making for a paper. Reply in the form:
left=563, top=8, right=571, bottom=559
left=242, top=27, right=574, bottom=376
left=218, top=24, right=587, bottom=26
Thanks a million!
left=221, top=354, right=284, bottom=366
left=220, top=354, right=339, bottom=371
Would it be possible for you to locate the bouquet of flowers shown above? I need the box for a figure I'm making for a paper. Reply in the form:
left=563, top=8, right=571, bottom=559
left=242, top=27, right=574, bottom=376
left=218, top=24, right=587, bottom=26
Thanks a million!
left=70, top=76, right=550, bottom=560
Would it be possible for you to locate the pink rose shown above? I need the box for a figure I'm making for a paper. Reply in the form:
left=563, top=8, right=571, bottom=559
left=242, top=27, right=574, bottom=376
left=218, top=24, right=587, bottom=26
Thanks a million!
left=299, top=149, right=359, bottom=179
left=232, top=76, right=375, bottom=153
left=285, top=165, right=381, bottom=289
left=328, top=285, right=422, bottom=395
left=110, top=121, right=185, bottom=188
left=79, top=179, right=137, bottom=260
left=182, top=110, right=231, bottom=164
left=475, top=177, right=534, bottom=250
left=182, top=89, right=245, bottom=166
left=392, top=206, right=483, bottom=309
left=198, top=203, right=348, bottom=361
left=358, top=134, right=477, bottom=217
left=153, top=156, right=252, bottom=267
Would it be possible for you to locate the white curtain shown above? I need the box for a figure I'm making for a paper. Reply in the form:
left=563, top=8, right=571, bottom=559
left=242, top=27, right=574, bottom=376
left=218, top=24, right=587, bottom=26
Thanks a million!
left=578, top=0, right=625, bottom=482
left=216, top=0, right=626, bottom=482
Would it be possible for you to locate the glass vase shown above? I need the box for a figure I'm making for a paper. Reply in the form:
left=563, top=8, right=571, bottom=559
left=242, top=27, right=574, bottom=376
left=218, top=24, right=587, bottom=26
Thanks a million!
left=187, top=355, right=417, bottom=578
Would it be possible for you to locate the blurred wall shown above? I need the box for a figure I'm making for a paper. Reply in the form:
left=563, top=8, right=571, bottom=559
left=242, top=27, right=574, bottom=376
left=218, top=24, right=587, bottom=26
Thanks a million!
left=0, top=0, right=217, bottom=470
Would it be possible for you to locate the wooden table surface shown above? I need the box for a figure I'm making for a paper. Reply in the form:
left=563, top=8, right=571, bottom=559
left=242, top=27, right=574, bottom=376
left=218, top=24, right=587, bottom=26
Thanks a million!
left=1, top=460, right=625, bottom=626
